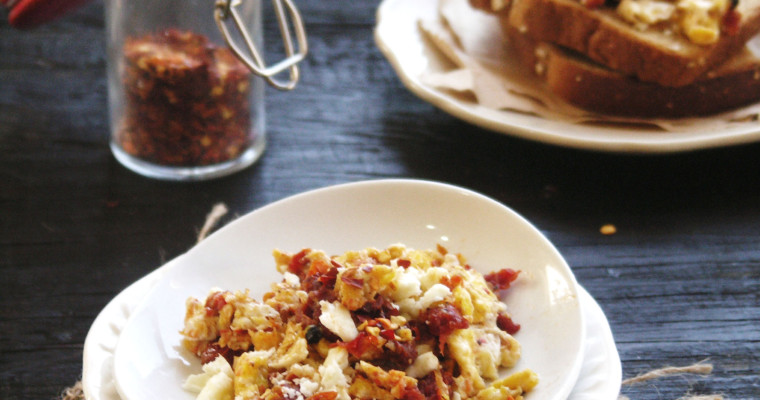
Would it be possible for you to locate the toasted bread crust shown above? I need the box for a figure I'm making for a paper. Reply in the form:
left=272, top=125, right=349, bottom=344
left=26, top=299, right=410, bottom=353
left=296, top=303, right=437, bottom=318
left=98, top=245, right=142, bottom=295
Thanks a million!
left=507, top=0, right=760, bottom=87
left=506, top=25, right=760, bottom=116
left=469, top=0, right=511, bottom=16
left=469, top=0, right=493, bottom=10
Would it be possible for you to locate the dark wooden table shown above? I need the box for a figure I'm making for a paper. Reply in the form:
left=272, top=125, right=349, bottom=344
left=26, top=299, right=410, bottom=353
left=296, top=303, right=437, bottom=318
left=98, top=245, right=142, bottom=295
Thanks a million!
left=2, top=1, right=759, bottom=399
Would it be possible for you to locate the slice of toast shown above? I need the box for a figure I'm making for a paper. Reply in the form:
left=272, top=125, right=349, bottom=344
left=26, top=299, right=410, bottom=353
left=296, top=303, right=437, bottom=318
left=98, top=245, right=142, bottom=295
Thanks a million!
left=505, top=0, right=760, bottom=87
left=506, top=24, right=760, bottom=116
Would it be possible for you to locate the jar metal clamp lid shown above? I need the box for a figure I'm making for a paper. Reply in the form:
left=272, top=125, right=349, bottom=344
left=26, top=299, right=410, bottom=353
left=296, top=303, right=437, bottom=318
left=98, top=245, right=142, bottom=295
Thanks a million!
left=3, top=0, right=308, bottom=90
left=215, top=0, right=308, bottom=90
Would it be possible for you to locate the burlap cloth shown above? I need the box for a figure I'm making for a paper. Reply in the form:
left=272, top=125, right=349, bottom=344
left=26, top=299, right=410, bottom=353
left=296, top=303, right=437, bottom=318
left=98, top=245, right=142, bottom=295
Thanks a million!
left=59, top=203, right=723, bottom=400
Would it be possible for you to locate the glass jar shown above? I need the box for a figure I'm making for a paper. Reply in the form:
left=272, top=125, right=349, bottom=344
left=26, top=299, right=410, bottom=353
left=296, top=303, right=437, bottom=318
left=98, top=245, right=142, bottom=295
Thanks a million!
left=105, top=0, right=305, bottom=180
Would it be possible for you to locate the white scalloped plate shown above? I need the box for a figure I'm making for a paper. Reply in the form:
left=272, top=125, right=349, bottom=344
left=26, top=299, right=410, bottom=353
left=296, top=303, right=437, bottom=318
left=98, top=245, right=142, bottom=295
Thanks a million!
left=374, top=0, right=760, bottom=153
left=80, top=180, right=618, bottom=399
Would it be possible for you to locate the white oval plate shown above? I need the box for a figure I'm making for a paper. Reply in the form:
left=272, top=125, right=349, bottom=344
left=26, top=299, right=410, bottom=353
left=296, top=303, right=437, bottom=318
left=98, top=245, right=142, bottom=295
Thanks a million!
left=111, top=179, right=586, bottom=400
left=374, top=0, right=760, bottom=153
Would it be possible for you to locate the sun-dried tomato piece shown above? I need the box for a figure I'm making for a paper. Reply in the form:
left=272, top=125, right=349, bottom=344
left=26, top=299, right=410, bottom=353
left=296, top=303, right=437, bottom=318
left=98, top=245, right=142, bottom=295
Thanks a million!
left=401, top=385, right=426, bottom=400
left=288, top=249, right=311, bottom=276
left=497, top=313, right=521, bottom=335
left=299, top=270, right=339, bottom=324
left=421, top=303, right=469, bottom=337
left=199, top=343, right=241, bottom=365
left=418, top=372, right=439, bottom=400
left=484, top=268, right=520, bottom=291
left=295, top=267, right=340, bottom=328
left=353, top=294, right=400, bottom=322
left=301, top=265, right=339, bottom=293
left=317, top=266, right=339, bottom=287
left=418, top=370, right=455, bottom=400
left=385, top=338, right=418, bottom=369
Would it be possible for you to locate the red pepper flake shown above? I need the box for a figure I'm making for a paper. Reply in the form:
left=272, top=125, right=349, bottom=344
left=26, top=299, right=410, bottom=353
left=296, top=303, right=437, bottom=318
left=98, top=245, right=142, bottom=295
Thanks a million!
left=308, top=259, right=333, bottom=277
left=340, top=275, right=364, bottom=289
left=116, top=29, right=254, bottom=167
left=344, top=332, right=383, bottom=359
left=497, top=313, right=521, bottom=335
left=397, top=259, right=411, bottom=268
left=380, top=328, right=396, bottom=340
left=317, top=267, right=339, bottom=287
left=484, top=268, right=520, bottom=291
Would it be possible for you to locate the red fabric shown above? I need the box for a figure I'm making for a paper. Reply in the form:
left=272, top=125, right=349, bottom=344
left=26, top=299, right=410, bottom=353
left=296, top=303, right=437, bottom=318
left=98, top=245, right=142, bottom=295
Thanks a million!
left=5, top=0, right=92, bottom=29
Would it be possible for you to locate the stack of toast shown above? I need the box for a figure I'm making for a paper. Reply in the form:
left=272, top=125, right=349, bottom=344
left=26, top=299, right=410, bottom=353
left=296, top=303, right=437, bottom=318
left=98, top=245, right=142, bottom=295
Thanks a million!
left=469, top=0, right=760, bottom=117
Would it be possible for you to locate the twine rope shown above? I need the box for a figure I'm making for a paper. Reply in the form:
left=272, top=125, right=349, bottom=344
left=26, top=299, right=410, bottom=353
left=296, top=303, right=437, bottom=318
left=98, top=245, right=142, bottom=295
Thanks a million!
left=196, top=203, right=229, bottom=243
left=622, top=362, right=714, bottom=386
left=617, top=361, right=722, bottom=400
left=60, top=381, right=83, bottom=400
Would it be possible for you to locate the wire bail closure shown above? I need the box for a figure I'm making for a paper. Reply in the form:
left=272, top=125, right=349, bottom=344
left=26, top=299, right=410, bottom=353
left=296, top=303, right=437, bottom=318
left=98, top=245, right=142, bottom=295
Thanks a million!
left=215, top=0, right=307, bottom=91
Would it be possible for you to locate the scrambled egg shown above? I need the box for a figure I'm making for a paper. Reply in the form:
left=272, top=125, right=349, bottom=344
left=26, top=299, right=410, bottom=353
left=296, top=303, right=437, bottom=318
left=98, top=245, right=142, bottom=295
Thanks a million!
left=613, top=0, right=736, bottom=44
left=181, top=244, right=537, bottom=400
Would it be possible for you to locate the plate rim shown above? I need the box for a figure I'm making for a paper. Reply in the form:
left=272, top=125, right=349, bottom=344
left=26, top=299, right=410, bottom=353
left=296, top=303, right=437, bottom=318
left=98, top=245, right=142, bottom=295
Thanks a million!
left=374, top=0, right=760, bottom=154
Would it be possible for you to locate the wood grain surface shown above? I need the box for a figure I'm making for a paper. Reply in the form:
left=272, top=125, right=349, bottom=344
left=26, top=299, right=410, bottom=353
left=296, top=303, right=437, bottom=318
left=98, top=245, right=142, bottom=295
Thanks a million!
left=1, top=1, right=759, bottom=399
